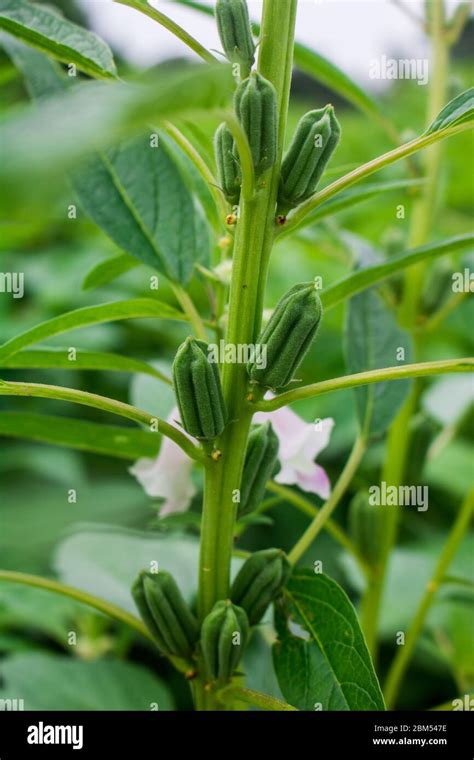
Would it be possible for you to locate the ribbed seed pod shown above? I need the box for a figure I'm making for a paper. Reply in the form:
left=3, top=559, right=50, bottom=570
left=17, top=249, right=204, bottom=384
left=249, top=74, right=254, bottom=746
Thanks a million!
left=248, top=282, right=322, bottom=389
left=200, top=600, right=249, bottom=683
left=132, top=571, right=199, bottom=658
left=173, top=337, right=226, bottom=440
left=234, top=71, right=277, bottom=174
left=278, top=105, right=341, bottom=212
left=230, top=548, right=291, bottom=625
left=238, top=422, right=280, bottom=518
left=214, top=122, right=241, bottom=205
left=215, top=0, right=255, bottom=74
left=348, top=492, right=384, bottom=569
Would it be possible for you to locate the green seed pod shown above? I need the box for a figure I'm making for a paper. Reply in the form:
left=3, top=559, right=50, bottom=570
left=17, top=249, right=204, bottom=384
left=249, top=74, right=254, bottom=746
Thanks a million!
left=214, top=122, right=241, bottom=205
left=200, top=600, right=249, bottom=683
left=230, top=548, right=291, bottom=625
left=215, top=0, right=255, bottom=74
left=238, top=422, right=280, bottom=518
left=132, top=571, right=199, bottom=658
left=248, top=281, right=322, bottom=389
left=234, top=71, right=277, bottom=174
left=348, top=492, right=384, bottom=569
left=173, top=336, right=226, bottom=440
left=278, top=105, right=341, bottom=212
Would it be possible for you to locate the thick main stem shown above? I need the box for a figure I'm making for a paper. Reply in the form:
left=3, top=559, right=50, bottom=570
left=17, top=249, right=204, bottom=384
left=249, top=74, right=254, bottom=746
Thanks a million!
left=195, top=0, right=297, bottom=709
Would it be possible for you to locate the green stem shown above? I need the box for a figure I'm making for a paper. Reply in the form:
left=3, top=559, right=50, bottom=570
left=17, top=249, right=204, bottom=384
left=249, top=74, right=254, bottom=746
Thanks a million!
left=171, top=284, right=208, bottom=340
left=267, top=481, right=367, bottom=569
left=383, top=488, right=474, bottom=708
left=163, top=121, right=228, bottom=229
left=0, top=570, right=151, bottom=641
left=0, top=379, right=206, bottom=463
left=360, top=387, right=419, bottom=658
left=280, top=122, right=469, bottom=237
left=361, top=0, right=452, bottom=661
left=220, top=685, right=298, bottom=711
left=113, top=0, right=216, bottom=64
left=252, top=358, right=474, bottom=411
left=195, top=0, right=298, bottom=710
left=287, top=436, right=366, bottom=566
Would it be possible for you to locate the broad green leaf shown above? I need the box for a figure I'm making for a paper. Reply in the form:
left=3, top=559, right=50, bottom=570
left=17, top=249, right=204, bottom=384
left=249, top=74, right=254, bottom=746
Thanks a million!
left=83, top=253, right=139, bottom=291
left=0, top=653, right=174, bottom=710
left=0, top=444, right=84, bottom=485
left=0, top=48, right=231, bottom=185
left=0, top=479, right=152, bottom=574
left=0, top=0, right=116, bottom=79
left=279, top=179, right=423, bottom=239
left=0, top=413, right=161, bottom=460
left=0, top=582, right=80, bottom=643
left=322, top=234, right=474, bottom=310
left=0, top=299, right=186, bottom=363
left=73, top=133, right=211, bottom=283
left=54, top=528, right=203, bottom=613
left=344, top=285, right=413, bottom=436
left=273, top=570, right=384, bottom=711
left=5, top=39, right=212, bottom=282
left=426, top=87, right=474, bottom=134
left=55, top=528, right=242, bottom=615
left=2, top=347, right=171, bottom=384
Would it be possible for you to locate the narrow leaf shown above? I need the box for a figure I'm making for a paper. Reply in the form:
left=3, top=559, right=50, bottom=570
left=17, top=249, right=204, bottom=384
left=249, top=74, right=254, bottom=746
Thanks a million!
left=0, top=412, right=160, bottom=460
left=0, top=0, right=116, bottom=78
left=426, top=87, right=474, bottom=134
left=344, top=249, right=413, bottom=436
left=83, top=254, right=139, bottom=291
left=279, top=179, right=423, bottom=238
left=2, top=348, right=171, bottom=384
left=273, top=570, right=385, bottom=711
left=0, top=299, right=186, bottom=363
left=322, top=234, right=474, bottom=310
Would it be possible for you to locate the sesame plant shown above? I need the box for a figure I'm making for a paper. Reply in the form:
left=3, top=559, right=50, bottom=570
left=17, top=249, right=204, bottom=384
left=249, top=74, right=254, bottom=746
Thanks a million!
left=0, top=0, right=473, bottom=712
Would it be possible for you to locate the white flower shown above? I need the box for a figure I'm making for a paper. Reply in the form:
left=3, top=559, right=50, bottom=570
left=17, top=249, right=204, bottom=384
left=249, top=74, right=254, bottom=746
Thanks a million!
left=129, top=408, right=196, bottom=517
left=253, top=400, right=334, bottom=500
left=131, top=401, right=334, bottom=515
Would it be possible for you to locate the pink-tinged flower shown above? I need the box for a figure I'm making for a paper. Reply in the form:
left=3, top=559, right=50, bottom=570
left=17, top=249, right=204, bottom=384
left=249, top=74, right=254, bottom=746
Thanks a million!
left=129, top=408, right=196, bottom=517
left=253, top=401, right=334, bottom=500
left=131, top=401, right=334, bottom=516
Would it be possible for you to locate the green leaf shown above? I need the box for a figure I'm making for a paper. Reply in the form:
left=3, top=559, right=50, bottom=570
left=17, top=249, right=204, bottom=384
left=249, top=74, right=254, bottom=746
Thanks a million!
left=83, top=253, right=140, bottom=291
left=273, top=570, right=384, bottom=711
left=279, top=179, right=423, bottom=238
left=0, top=299, right=186, bottom=363
left=0, top=582, right=80, bottom=643
left=4, top=39, right=212, bottom=282
left=0, top=0, right=116, bottom=79
left=322, top=234, right=474, bottom=311
left=0, top=43, right=231, bottom=185
left=0, top=653, right=174, bottom=710
left=73, top=133, right=211, bottom=283
left=2, top=347, right=172, bottom=384
left=293, top=42, right=382, bottom=120
left=426, top=87, right=474, bottom=134
left=0, top=413, right=161, bottom=460
left=54, top=528, right=202, bottom=613
left=344, top=284, right=413, bottom=436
